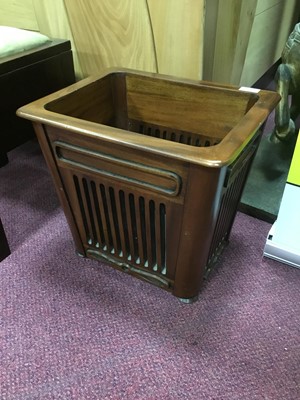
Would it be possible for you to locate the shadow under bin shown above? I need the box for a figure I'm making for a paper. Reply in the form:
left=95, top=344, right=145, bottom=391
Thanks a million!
left=17, top=69, right=280, bottom=302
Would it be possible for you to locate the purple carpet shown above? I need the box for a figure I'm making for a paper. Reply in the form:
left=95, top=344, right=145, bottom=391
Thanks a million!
left=1, top=140, right=300, bottom=400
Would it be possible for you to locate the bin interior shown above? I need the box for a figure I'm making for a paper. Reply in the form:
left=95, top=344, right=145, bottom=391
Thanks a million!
left=45, top=72, right=259, bottom=148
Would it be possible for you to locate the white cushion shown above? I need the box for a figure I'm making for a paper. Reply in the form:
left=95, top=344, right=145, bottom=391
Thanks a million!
left=0, top=26, right=51, bottom=58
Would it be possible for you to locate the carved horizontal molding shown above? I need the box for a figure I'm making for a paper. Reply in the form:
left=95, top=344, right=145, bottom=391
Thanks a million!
left=54, top=140, right=182, bottom=197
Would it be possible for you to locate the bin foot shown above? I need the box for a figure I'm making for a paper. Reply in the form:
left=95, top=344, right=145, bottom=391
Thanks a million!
left=178, top=295, right=199, bottom=304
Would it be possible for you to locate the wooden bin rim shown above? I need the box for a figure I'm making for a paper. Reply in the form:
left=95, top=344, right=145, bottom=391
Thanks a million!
left=17, top=68, right=280, bottom=167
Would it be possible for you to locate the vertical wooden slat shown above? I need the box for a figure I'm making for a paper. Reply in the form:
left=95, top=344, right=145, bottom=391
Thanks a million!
left=149, top=200, right=157, bottom=270
left=77, top=177, right=93, bottom=244
left=96, top=184, right=111, bottom=252
left=155, top=201, right=162, bottom=272
left=114, top=190, right=129, bottom=259
left=138, top=197, right=148, bottom=267
left=134, top=196, right=145, bottom=266
left=107, top=187, right=121, bottom=256
left=99, top=185, right=116, bottom=254
left=84, top=179, right=99, bottom=246
left=124, top=193, right=136, bottom=262
left=90, top=181, right=105, bottom=248
left=72, top=174, right=89, bottom=243
left=159, top=203, right=167, bottom=275
left=144, top=198, right=153, bottom=269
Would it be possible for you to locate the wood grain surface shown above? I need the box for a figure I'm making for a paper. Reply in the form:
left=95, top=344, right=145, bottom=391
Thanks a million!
left=2, top=0, right=299, bottom=85
left=0, top=0, right=39, bottom=31
left=240, top=0, right=300, bottom=85
left=33, top=0, right=83, bottom=78
left=63, top=0, right=157, bottom=76
left=212, top=0, right=258, bottom=85
left=147, top=0, right=204, bottom=80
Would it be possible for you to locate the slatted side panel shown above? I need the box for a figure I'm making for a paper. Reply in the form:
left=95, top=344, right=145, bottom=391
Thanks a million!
left=73, top=175, right=168, bottom=276
left=206, top=142, right=257, bottom=268
left=129, top=120, right=221, bottom=147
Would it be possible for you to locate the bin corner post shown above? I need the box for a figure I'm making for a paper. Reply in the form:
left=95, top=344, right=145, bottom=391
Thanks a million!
left=172, top=164, right=224, bottom=301
left=32, top=122, right=86, bottom=257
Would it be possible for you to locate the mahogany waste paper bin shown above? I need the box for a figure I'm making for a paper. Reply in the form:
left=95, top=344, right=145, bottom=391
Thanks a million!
left=17, top=69, right=280, bottom=302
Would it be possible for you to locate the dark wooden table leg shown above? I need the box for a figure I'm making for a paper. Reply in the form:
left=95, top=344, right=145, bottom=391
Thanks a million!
left=0, top=151, right=9, bottom=168
left=0, top=218, right=10, bottom=261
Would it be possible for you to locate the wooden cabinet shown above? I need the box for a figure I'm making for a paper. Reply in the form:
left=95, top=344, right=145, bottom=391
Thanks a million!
left=204, top=0, right=300, bottom=86
left=1, top=0, right=299, bottom=85
left=32, top=0, right=205, bottom=80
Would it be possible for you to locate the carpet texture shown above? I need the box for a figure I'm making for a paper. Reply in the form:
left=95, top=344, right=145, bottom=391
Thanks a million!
left=1, top=141, right=300, bottom=400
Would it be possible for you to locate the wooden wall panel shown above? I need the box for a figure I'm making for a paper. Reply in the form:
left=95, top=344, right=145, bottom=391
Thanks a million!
left=63, top=0, right=157, bottom=76
left=255, top=0, right=282, bottom=15
left=0, top=0, right=205, bottom=80
left=32, top=0, right=83, bottom=78
left=240, top=0, right=300, bottom=86
left=202, top=0, right=220, bottom=82
left=147, top=0, right=205, bottom=80
left=204, top=0, right=300, bottom=86
left=210, top=0, right=258, bottom=85
left=3, top=0, right=297, bottom=86
left=0, top=0, right=39, bottom=31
